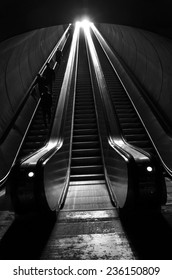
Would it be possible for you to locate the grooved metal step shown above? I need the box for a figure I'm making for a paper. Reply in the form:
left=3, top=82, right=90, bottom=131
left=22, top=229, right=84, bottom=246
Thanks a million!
left=71, top=165, right=104, bottom=175
left=72, top=141, right=100, bottom=149
left=74, top=123, right=97, bottom=129
left=71, top=156, right=102, bottom=166
left=73, top=128, right=98, bottom=136
left=72, top=148, right=101, bottom=157
left=74, top=118, right=96, bottom=124
left=73, top=135, right=99, bottom=142
left=70, top=174, right=105, bottom=181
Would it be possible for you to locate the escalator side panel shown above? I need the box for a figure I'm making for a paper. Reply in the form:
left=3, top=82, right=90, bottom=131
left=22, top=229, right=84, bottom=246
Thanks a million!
left=9, top=34, right=74, bottom=215
left=88, top=57, right=135, bottom=209
left=88, top=26, right=166, bottom=211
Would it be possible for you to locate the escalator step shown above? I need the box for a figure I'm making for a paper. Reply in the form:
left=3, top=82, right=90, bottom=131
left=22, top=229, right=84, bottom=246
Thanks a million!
left=70, top=173, right=105, bottom=181
left=75, top=105, right=94, bottom=110
left=75, top=96, right=93, bottom=100
left=117, top=112, right=137, bottom=117
left=71, top=156, right=102, bottom=166
left=114, top=104, right=133, bottom=109
left=116, top=108, right=135, bottom=113
left=72, top=141, right=100, bottom=149
left=73, top=134, right=99, bottom=142
left=120, top=122, right=143, bottom=129
left=75, top=102, right=94, bottom=107
left=74, top=123, right=97, bottom=129
left=27, top=129, right=48, bottom=136
left=74, top=118, right=96, bottom=124
left=118, top=117, right=139, bottom=122
left=122, top=127, right=145, bottom=134
left=72, top=148, right=101, bottom=157
left=73, top=128, right=98, bottom=136
left=31, top=123, right=47, bottom=129
left=125, top=134, right=149, bottom=141
left=129, top=140, right=151, bottom=147
left=71, top=165, right=104, bottom=175
left=26, top=135, right=46, bottom=141
left=74, top=113, right=95, bottom=119
left=75, top=108, right=95, bottom=114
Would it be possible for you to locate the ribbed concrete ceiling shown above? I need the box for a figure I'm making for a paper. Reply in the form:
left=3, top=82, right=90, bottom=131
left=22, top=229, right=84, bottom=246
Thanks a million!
left=1, top=0, right=172, bottom=42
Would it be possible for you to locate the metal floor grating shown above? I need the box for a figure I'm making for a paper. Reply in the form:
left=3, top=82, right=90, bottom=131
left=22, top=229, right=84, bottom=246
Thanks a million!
left=62, top=180, right=114, bottom=211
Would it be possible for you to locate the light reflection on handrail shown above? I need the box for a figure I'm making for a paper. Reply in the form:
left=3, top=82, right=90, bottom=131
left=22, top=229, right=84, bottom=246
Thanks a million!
left=84, top=22, right=148, bottom=162
left=22, top=23, right=80, bottom=167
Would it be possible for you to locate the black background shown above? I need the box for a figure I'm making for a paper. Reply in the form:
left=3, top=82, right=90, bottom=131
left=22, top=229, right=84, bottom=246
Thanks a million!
left=1, top=0, right=172, bottom=41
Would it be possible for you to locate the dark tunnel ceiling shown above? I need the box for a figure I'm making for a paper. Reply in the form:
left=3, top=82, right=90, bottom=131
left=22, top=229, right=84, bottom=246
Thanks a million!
left=1, top=0, right=172, bottom=42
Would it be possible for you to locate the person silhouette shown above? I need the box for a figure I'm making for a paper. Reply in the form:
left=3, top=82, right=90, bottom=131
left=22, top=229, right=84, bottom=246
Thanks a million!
left=56, top=48, right=63, bottom=66
left=44, top=62, right=55, bottom=94
left=33, top=74, right=46, bottom=96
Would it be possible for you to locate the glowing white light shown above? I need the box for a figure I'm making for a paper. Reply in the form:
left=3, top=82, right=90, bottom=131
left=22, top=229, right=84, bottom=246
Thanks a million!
left=147, top=166, right=153, bottom=172
left=28, top=171, right=35, bottom=178
left=75, top=19, right=92, bottom=30
left=75, top=21, right=81, bottom=28
left=81, top=19, right=90, bottom=28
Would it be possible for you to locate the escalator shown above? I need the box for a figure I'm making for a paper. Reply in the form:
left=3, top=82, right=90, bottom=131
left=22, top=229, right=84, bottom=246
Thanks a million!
left=62, top=30, right=113, bottom=211
left=9, top=24, right=165, bottom=217
left=92, top=33, right=157, bottom=157
left=17, top=37, right=71, bottom=161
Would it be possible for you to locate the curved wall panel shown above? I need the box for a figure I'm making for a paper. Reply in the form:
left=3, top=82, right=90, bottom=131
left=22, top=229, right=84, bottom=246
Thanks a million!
left=97, top=24, right=172, bottom=127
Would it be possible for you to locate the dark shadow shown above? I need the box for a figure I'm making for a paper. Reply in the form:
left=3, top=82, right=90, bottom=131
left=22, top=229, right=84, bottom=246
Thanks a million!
left=0, top=212, right=56, bottom=260
left=120, top=211, right=172, bottom=260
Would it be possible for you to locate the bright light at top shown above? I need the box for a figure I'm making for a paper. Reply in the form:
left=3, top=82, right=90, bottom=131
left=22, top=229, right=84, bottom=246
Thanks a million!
left=81, top=19, right=90, bottom=28
left=75, top=18, right=92, bottom=29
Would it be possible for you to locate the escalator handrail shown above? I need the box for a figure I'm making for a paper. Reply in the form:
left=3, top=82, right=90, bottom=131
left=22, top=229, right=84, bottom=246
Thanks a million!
left=86, top=24, right=149, bottom=163
left=85, top=27, right=140, bottom=209
left=36, top=26, right=79, bottom=210
left=20, top=23, right=79, bottom=171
